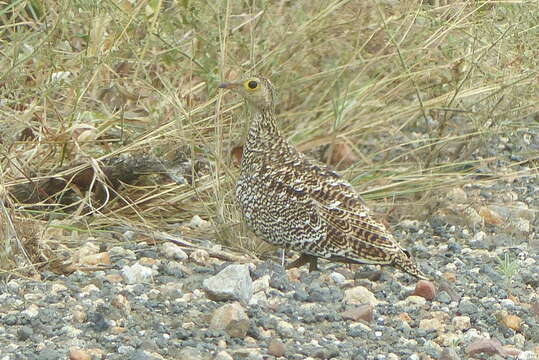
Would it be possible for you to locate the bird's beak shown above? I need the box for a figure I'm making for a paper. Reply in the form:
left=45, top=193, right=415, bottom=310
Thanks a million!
left=218, top=82, right=241, bottom=90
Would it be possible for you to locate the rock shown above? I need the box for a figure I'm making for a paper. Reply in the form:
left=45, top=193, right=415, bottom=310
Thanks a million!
left=38, top=349, right=63, bottom=360
left=459, top=298, right=478, bottom=315
left=17, top=326, right=33, bottom=341
left=76, top=242, right=100, bottom=258
left=203, top=264, right=253, bottom=304
left=413, top=280, right=436, bottom=301
left=490, top=203, right=534, bottom=221
left=80, top=252, right=111, bottom=266
left=104, top=273, right=123, bottom=283
left=22, top=304, right=39, bottom=318
left=439, top=348, right=460, bottom=360
left=400, top=219, right=420, bottom=230
left=419, top=318, right=445, bottom=332
left=159, top=283, right=183, bottom=298
left=286, top=268, right=302, bottom=283
left=160, top=243, right=188, bottom=261
left=68, top=348, right=91, bottom=360
left=276, top=320, right=295, bottom=338
left=398, top=312, right=412, bottom=324
left=531, top=301, right=539, bottom=318
left=214, top=351, right=234, bottom=360
left=178, top=347, right=210, bottom=360
left=72, top=308, right=87, bottom=323
left=437, top=333, right=461, bottom=347
left=342, top=304, right=373, bottom=323
left=441, top=272, right=457, bottom=283
left=511, top=218, right=530, bottom=233
left=330, top=272, right=346, bottom=285
left=209, top=302, right=250, bottom=338
left=501, top=314, right=522, bottom=331
left=121, top=263, right=156, bottom=284
left=452, top=316, right=471, bottom=331
left=252, top=275, right=270, bottom=294
left=111, top=294, right=131, bottom=313
left=447, top=187, right=467, bottom=203
left=109, top=246, right=137, bottom=261
left=343, top=286, right=379, bottom=306
left=190, top=249, right=210, bottom=265
left=398, top=295, right=426, bottom=307
left=188, top=215, right=211, bottom=228
left=466, top=338, right=503, bottom=356
left=268, top=339, right=286, bottom=357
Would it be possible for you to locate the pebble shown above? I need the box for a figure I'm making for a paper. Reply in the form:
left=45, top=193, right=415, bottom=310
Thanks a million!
left=452, top=316, right=471, bottom=331
left=79, top=252, right=111, bottom=266
left=268, top=339, right=287, bottom=357
left=214, top=351, right=234, bottom=360
left=203, top=264, right=253, bottom=304
left=190, top=249, right=210, bottom=264
left=209, top=302, right=250, bottom=338
left=160, top=243, right=188, bottom=261
left=419, top=318, right=444, bottom=332
left=343, top=286, right=379, bottom=306
left=342, top=304, right=373, bottom=323
left=178, top=347, right=210, bottom=360
left=68, top=348, right=91, bottom=360
left=398, top=295, right=426, bottom=307
left=466, top=338, right=503, bottom=356
left=121, top=263, right=156, bottom=284
left=439, top=348, right=460, bottom=360
left=330, top=271, right=346, bottom=284
left=413, top=280, right=436, bottom=300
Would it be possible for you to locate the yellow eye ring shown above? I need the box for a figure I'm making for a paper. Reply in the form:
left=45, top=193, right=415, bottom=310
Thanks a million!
left=245, top=80, right=258, bottom=90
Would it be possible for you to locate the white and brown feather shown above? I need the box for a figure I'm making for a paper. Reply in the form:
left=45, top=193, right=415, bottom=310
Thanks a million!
left=220, top=76, right=428, bottom=280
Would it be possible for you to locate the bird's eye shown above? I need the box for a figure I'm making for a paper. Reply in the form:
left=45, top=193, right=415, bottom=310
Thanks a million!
left=247, top=80, right=258, bottom=89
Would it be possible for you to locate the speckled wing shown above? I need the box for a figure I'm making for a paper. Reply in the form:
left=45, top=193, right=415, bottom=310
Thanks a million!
left=279, top=156, right=404, bottom=264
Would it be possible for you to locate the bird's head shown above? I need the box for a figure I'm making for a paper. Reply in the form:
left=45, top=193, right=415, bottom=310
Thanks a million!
left=218, top=76, right=276, bottom=111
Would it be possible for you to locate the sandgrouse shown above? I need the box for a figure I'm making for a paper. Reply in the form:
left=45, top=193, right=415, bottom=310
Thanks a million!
left=219, top=75, right=428, bottom=280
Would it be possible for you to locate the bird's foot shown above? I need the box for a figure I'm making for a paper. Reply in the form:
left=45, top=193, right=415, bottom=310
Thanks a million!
left=286, top=254, right=319, bottom=272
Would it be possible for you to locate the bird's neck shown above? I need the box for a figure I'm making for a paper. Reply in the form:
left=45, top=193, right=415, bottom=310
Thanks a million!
left=245, top=107, right=285, bottom=150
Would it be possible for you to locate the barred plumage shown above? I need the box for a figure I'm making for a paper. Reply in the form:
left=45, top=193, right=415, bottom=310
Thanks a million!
left=219, top=76, right=428, bottom=280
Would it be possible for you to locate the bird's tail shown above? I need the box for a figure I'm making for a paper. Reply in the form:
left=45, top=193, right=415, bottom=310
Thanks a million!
left=393, top=250, right=430, bottom=280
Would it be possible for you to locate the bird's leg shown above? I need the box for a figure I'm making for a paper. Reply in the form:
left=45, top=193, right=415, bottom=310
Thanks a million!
left=286, top=254, right=319, bottom=272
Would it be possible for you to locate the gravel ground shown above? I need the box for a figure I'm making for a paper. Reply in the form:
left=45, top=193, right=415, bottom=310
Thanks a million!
left=1, top=130, right=539, bottom=360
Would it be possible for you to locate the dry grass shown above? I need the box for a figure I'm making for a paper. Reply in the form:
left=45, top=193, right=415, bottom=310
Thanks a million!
left=1, top=0, right=538, bottom=276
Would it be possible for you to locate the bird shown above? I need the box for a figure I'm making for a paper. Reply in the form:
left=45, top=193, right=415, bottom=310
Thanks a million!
left=218, top=75, right=429, bottom=280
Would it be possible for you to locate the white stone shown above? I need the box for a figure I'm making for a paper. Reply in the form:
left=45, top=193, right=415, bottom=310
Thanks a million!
left=160, top=242, right=188, bottom=261
left=189, top=215, right=211, bottom=228
left=344, top=286, right=379, bottom=306
left=500, top=298, right=515, bottom=308
left=203, top=264, right=253, bottom=304
left=22, top=304, right=39, bottom=318
left=214, top=351, right=234, bottom=360
left=249, top=291, right=267, bottom=305
left=252, top=275, right=270, bottom=293
left=452, top=315, right=471, bottom=331
left=121, top=263, right=156, bottom=284
left=190, top=249, right=210, bottom=264
left=330, top=272, right=346, bottom=284
left=397, top=295, right=426, bottom=307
